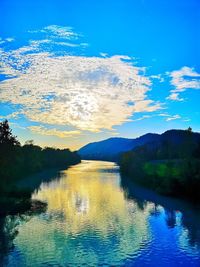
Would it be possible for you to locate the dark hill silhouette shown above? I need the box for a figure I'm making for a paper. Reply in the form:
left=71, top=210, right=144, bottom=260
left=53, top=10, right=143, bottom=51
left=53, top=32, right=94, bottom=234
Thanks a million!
left=78, top=129, right=200, bottom=161
left=78, top=133, right=159, bottom=161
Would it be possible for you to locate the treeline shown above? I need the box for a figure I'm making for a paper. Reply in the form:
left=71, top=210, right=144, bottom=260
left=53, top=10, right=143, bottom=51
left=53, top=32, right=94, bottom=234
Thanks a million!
left=119, top=128, right=200, bottom=201
left=0, top=120, right=81, bottom=192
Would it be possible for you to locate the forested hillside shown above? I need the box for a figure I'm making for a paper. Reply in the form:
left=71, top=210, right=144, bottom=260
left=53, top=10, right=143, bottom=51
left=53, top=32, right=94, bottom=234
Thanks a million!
left=120, top=128, right=200, bottom=201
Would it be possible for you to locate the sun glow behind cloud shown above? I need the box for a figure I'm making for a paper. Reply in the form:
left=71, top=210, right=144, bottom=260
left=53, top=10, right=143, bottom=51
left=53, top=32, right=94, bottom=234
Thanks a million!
left=0, top=25, right=199, bottom=147
left=0, top=25, right=162, bottom=138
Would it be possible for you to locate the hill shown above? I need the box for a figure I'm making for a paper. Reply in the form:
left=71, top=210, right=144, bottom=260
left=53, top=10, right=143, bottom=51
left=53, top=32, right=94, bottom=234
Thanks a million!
left=78, top=133, right=159, bottom=161
left=78, top=129, right=200, bottom=162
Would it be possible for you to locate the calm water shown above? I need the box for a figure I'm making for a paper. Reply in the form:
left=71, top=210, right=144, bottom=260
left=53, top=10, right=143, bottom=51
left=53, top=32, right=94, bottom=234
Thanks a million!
left=1, top=160, right=200, bottom=266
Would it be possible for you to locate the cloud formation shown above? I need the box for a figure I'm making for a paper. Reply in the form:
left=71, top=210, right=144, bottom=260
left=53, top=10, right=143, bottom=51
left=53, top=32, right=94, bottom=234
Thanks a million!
left=166, top=114, right=181, bottom=121
left=0, top=26, right=161, bottom=136
left=29, top=25, right=80, bottom=40
left=28, top=126, right=81, bottom=138
left=131, top=115, right=152, bottom=122
left=167, top=66, right=200, bottom=101
left=166, top=93, right=184, bottom=102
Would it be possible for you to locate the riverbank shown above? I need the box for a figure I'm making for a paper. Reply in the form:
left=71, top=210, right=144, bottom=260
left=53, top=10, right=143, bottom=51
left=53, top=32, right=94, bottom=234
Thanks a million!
left=0, top=165, right=80, bottom=216
left=120, top=155, right=200, bottom=202
left=0, top=120, right=81, bottom=215
left=118, top=128, right=200, bottom=202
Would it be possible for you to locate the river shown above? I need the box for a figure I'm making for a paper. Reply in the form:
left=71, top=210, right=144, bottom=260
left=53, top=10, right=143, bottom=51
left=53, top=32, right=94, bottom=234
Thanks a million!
left=1, top=160, right=200, bottom=266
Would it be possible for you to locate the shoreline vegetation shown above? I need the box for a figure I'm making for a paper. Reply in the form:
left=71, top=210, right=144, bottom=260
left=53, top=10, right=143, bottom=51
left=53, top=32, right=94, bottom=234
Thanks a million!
left=119, top=127, right=200, bottom=202
left=78, top=127, right=200, bottom=203
left=1, top=118, right=200, bottom=217
left=0, top=120, right=81, bottom=215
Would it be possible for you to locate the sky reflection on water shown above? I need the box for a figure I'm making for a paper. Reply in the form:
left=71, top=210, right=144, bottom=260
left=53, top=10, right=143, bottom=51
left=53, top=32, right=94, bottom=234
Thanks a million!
left=1, top=161, right=200, bottom=266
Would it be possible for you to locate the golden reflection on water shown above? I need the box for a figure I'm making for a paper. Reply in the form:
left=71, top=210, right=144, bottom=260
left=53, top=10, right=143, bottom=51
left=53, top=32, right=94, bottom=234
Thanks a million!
left=32, top=161, right=149, bottom=236
left=14, top=161, right=152, bottom=266
left=3, top=161, right=200, bottom=267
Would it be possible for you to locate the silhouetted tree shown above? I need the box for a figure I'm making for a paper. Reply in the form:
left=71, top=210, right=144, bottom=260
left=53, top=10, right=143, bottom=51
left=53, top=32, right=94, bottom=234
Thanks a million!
left=24, top=140, right=34, bottom=146
left=0, top=120, right=81, bottom=193
left=0, top=120, right=20, bottom=146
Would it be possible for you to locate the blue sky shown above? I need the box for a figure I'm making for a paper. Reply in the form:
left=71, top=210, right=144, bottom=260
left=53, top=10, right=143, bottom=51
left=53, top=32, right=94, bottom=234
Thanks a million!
left=0, top=0, right=200, bottom=149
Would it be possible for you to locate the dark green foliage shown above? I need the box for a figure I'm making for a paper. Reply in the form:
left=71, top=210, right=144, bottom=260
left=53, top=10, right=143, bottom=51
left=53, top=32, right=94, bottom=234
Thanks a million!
left=119, top=128, right=200, bottom=202
left=0, top=119, right=81, bottom=192
left=0, top=120, right=20, bottom=146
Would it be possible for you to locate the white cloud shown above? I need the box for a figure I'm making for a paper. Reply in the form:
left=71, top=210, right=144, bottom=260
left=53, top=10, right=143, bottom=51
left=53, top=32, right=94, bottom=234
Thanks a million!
left=0, top=26, right=161, bottom=136
left=5, top=38, right=15, bottom=42
left=0, top=111, right=21, bottom=120
left=171, top=66, right=200, bottom=91
left=43, top=25, right=80, bottom=39
left=166, top=114, right=181, bottom=121
left=150, top=74, right=164, bottom=83
left=131, top=115, right=152, bottom=122
left=26, top=25, right=87, bottom=52
left=166, top=93, right=184, bottom=101
left=29, top=25, right=79, bottom=40
left=167, top=66, right=200, bottom=101
left=158, top=113, right=170, bottom=117
left=29, top=39, right=85, bottom=50
left=100, top=52, right=108, bottom=57
left=0, top=37, right=15, bottom=45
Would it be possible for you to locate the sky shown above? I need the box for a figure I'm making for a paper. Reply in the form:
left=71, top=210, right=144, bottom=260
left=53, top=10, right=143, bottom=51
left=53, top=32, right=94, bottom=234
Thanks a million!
left=0, top=0, right=200, bottom=150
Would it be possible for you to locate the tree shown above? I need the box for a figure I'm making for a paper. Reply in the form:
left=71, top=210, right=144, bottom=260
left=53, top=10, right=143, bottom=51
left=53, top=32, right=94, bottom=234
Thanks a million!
left=183, top=126, right=194, bottom=159
left=24, top=140, right=34, bottom=146
left=0, top=120, right=20, bottom=146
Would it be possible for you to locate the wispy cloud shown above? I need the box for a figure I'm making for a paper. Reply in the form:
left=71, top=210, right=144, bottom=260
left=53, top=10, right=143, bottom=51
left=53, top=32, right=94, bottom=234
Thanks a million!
left=5, top=38, right=15, bottom=42
left=131, top=115, right=152, bottom=122
left=150, top=74, right=164, bottom=83
left=183, top=118, right=191, bottom=122
left=42, top=25, right=80, bottom=40
left=167, top=66, right=200, bottom=101
left=27, top=25, right=87, bottom=51
left=29, top=25, right=79, bottom=40
left=158, top=113, right=170, bottom=117
left=9, top=122, right=26, bottom=130
left=166, top=93, right=184, bottom=101
left=28, top=126, right=81, bottom=138
left=0, top=111, right=21, bottom=120
left=0, top=37, right=15, bottom=45
left=166, top=114, right=181, bottom=121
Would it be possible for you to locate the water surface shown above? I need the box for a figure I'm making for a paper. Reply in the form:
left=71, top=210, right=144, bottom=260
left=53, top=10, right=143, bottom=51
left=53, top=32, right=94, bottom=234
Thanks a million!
left=1, top=160, right=200, bottom=266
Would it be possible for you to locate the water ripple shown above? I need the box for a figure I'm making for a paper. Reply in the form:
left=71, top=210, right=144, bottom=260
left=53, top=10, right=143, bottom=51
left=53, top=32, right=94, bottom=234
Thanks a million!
left=1, top=161, right=200, bottom=266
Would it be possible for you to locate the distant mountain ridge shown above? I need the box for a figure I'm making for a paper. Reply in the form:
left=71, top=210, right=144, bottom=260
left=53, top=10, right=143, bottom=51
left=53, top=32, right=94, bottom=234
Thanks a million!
left=78, top=130, right=200, bottom=162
